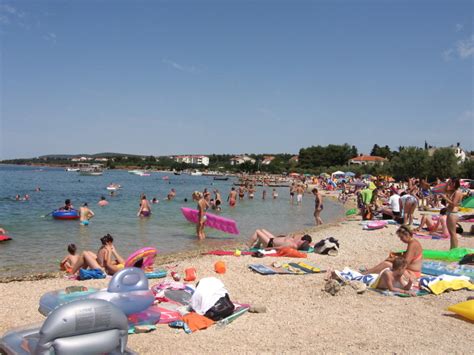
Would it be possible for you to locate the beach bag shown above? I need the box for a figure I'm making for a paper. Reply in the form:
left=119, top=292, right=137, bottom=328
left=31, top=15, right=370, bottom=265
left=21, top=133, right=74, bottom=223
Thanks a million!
left=79, top=268, right=106, bottom=280
left=204, top=293, right=235, bottom=321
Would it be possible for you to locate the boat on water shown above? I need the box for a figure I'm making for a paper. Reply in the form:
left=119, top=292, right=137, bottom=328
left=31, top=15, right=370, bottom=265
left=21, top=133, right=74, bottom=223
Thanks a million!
left=213, top=176, right=229, bottom=181
left=65, top=167, right=80, bottom=172
left=190, top=170, right=203, bottom=176
left=78, top=163, right=104, bottom=176
left=173, top=171, right=181, bottom=175
left=106, top=183, right=122, bottom=191
left=128, top=170, right=151, bottom=176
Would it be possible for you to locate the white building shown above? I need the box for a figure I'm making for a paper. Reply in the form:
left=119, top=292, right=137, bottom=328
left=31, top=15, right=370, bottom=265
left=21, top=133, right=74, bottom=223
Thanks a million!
left=261, top=156, right=275, bottom=165
left=71, top=156, right=93, bottom=162
left=427, top=143, right=467, bottom=163
left=230, top=155, right=256, bottom=165
left=172, top=155, right=210, bottom=166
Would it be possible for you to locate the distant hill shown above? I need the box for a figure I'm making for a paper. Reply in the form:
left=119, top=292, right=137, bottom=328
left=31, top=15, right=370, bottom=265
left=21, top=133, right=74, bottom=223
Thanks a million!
left=38, top=152, right=146, bottom=159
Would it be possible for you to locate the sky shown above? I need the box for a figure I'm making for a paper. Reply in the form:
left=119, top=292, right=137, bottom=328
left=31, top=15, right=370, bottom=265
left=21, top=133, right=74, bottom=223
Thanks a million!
left=0, top=0, right=473, bottom=159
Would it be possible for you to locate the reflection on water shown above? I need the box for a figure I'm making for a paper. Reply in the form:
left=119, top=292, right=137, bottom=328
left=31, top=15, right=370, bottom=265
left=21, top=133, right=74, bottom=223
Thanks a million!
left=0, top=165, right=343, bottom=277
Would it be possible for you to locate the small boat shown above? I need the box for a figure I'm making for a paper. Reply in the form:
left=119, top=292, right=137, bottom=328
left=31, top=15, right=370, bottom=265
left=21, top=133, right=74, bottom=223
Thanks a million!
left=78, top=163, right=104, bottom=176
left=129, top=170, right=150, bottom=176
left=213, top=176, right=229, bottom=181
left=173, top=171, right=181, bottom=175
left=190, top=170, right=203, bottom=176
left=65, top=167, right=80, bottom=172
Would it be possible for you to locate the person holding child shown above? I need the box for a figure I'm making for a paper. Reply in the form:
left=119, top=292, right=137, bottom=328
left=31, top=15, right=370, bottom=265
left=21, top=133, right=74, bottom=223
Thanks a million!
left=361, top=225, right=423, bottom=282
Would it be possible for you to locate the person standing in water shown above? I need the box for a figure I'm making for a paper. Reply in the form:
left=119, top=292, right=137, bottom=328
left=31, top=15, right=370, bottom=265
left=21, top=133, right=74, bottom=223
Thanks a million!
left=167, top=188, right=176, bottom=200
left=228, top=187, right=237, bottom=207
left=137, top=195, right=152, bottom=217
left=79, top=203, right=95, bottom=225
left=193, top=191, right=209, bottom=240
left=312, top=188, right=324, bottom=225
left=272, top=188, right=278, bottom=199
left=296, top=184, right=305, bottom=205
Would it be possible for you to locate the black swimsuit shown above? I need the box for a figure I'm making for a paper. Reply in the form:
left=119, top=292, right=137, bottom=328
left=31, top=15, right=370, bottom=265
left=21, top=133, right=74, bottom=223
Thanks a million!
left=267, top=238, right=274, bottom=248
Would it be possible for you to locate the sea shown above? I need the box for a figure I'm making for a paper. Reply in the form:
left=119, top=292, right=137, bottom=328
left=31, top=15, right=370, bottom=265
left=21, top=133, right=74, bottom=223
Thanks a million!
left=0, top=165, right=344, bottom=277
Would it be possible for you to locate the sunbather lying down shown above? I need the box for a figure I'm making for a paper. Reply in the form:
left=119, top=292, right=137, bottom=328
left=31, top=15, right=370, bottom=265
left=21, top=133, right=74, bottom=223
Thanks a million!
left=248, top=229, right=312, bottom=251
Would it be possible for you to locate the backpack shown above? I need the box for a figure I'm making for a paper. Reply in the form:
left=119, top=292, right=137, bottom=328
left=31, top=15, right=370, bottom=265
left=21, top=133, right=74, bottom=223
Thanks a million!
left=204, top=294, right=235, bottom=321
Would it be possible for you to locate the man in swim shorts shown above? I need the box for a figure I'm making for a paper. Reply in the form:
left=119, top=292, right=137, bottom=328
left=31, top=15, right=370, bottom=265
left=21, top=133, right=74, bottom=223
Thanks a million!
left=228, top=187, right=237, bottom=207
left=79, top=203, right=95, bottom=225
left=296, top=185, right=304, bottom=205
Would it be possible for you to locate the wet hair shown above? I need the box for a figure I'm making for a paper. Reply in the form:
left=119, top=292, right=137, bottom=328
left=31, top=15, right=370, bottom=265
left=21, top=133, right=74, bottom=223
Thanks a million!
left=301, top=234, right=312, bottom=243
left=100, top=233, right=114, bottom=245
left=65, top=199, right=71, bottom=205
left=440, top=208, right=447, bottom=215
left=142, top=195, right=147, bottom=200
left=312, top=188, right=318, bottom=193
left=83, top=202, right=88, bottom=207
left=392, top=256, right=407, bottom=271
left=184, top=198, right=188, bottom=202
left=231, top=187, right=235, bottom=191
left=101, top=196, right=106, bottom=200
left=67, top=243, right=77, bottom=255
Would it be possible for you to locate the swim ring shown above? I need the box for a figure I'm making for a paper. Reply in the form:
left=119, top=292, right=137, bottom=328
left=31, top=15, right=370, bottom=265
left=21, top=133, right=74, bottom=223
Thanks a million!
left=125, top=247, right=158, bottom=268
left=52, top=209, right=80, bottom=220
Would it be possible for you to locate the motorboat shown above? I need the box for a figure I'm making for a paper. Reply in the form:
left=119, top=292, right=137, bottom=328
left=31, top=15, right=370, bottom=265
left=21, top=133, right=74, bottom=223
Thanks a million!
left=78, top=163, right=104, bottom=176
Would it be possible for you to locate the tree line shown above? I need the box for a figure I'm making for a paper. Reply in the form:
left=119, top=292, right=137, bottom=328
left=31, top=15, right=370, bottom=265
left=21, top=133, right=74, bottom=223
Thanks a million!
left=1, top=144, right=473, bottom=179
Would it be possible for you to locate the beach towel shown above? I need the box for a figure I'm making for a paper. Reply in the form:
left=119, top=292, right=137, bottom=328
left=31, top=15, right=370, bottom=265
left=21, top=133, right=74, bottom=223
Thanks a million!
left=418, top=274, right=474, bottom=295
left=182, top=312, right=215, bottom=332
left=276, top=248, right=307, bottom=258
left=414, top=233, right=447, bottom=240
left=422, top=261, right=474, bottom=280
left=334, top=268, right=378, bottom=286
left=249, top=262, right=322, bottom=275
left=78, top=268, right=106, bottom=280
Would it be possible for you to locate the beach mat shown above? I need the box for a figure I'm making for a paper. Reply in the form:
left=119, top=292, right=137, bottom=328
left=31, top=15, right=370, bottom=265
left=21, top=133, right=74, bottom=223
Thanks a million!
left=249, top=262, right=322, bottom=275
left=414, top=233, right=447, bottom=240
left=422, top=261, right=474, bottom=280
left=369, top=288, right=430, bottom=297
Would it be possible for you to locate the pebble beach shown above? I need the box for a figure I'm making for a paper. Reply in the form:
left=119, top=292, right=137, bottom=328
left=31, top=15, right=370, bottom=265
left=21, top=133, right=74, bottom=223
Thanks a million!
left=0, top=193, right=473, bottom=354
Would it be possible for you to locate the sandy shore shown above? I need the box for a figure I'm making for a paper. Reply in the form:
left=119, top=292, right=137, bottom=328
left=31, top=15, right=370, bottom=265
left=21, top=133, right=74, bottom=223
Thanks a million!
left=0, top=198, right=473, bottom=354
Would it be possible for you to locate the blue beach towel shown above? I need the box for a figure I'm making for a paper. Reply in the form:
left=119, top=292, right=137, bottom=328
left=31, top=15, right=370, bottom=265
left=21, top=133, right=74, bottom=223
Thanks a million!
left=79, top=268, right=106, bottom=280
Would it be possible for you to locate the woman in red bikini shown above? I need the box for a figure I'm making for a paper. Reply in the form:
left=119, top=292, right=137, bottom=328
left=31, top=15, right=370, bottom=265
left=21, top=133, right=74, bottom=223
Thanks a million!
left=362, top=225, right=423, bottom=281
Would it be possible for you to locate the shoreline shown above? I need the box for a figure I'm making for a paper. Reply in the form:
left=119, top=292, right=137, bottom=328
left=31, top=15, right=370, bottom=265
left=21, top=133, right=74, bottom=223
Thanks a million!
left=0, top=191, right=349, bottom=283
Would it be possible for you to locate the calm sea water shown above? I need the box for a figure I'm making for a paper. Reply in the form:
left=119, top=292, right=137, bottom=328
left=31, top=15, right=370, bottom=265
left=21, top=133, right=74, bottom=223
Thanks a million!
left=0, top=165, right=343, bottom=277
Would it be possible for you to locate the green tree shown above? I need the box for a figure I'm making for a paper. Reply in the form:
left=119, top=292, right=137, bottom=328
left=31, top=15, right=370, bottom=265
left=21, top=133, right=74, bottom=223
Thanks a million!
left=459, top=159, right=474, bottom=179
left=428, top=148, right=458, bottom=179
left=390, top=147, right=429, bottom=179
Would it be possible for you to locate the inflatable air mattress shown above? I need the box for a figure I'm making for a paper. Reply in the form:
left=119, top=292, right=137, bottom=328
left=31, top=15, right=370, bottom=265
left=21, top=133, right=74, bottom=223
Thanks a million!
left=181, top=207, right=239, bottom=235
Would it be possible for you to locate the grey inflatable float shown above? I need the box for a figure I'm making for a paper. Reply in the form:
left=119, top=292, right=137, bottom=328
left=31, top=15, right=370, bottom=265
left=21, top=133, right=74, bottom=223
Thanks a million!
left=39, top=267, right=155, bottom=316
left=0, top=298, right=135, bottom=354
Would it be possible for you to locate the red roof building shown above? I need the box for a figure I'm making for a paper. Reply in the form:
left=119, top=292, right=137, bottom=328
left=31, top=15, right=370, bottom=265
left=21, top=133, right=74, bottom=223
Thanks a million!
left=349, top=155, right=388, bottom=166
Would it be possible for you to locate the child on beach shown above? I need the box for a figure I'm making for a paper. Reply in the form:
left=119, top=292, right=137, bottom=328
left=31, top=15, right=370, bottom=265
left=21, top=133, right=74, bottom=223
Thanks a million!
left=373, top=257, right=416, bottom=296
left=60, top=244, right=79, bottom=273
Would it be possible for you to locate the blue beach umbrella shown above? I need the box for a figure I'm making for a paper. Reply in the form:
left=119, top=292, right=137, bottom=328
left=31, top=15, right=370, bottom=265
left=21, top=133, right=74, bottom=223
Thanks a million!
left=345, top=172, right=355, bottom=177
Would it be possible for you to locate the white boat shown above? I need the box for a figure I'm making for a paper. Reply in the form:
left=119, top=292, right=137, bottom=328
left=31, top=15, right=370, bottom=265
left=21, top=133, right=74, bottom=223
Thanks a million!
left=65, top=167, right=80, bottom=172
left=106, top=184, right=122, bottom=191
left=190, top=170, right=203, bottom=176
left=78, top=163, right=104, bottom=176
left=129, top=170, right=150, bottom=176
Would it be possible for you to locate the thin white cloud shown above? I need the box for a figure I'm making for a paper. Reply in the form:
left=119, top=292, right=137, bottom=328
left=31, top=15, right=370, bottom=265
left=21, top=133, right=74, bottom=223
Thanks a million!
left=0, top=4, right=25, bottom=24
left=443, top=35, right=474, bottom=61
left=43, top=32, right=57, bottom=43
left=455, top=23, right=463, bottom=32
left=456, top=35, right=474, bottom=59
left=162, top=59, right=198, bottom=73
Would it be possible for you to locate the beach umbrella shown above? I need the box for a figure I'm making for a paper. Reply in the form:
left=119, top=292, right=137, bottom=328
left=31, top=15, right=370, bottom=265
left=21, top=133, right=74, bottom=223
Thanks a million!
left=345, top=172, right=356, bottom=177
left=289, top=172, right=300, bottom=177
left=332, top=170, right=345, bottom=177
left=351, top=181, right=366, bottom=187
left=361, top=174, right=372, bottom=179
left=319, top=173, right=330, bottom=178
left=461, top=196, right=474, bottom=209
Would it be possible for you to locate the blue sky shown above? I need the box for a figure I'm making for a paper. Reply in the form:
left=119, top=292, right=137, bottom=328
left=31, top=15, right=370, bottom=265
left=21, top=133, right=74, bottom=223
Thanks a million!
left=1, top=0, right=472, bottom=159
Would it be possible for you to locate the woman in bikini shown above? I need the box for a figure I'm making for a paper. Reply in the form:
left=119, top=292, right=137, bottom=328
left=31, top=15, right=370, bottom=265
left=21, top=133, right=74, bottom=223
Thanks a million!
left=441, top=178, right=463, bottom=249
left=312, top=188, right=324, bottom=225
left=193, top=191, right=209, bottom=240
left=137, top=195, right=152, bottom=217
left=362, top=225, right=423, bottom=281
left=96, top=234, right=125, bottom=275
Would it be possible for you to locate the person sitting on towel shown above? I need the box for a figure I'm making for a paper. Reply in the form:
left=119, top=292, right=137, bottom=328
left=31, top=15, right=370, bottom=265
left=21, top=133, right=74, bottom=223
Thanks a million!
left=373, top=257, right=416, bottom=296
left=247, top=229, right=311, bottom=251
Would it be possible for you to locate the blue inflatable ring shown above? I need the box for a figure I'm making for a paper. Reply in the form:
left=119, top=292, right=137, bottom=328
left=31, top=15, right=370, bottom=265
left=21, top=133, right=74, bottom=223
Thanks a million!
left=52, top=209, right=80, bottom=220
